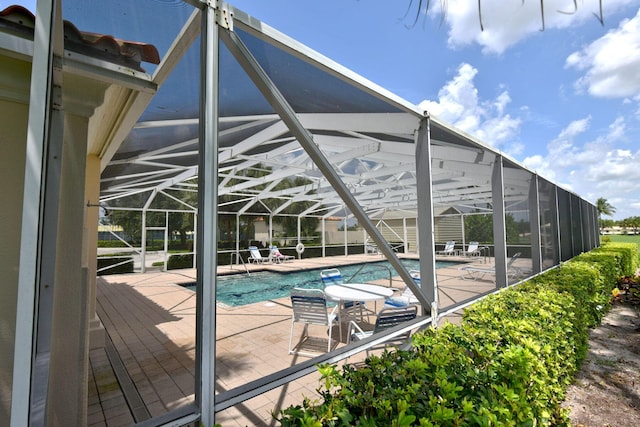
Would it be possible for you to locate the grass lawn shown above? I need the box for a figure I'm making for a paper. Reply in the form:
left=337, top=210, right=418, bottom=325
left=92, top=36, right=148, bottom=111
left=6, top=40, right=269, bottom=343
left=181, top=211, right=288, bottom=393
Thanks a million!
left=603, top=234, right=640, bottom=253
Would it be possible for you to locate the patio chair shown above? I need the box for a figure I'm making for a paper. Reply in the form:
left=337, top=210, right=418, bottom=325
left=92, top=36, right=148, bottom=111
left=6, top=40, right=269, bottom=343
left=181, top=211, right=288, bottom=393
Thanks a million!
left=461, top=241, right=481, bottom=258
left=365, top=243, right=380, bottom=255
left=436, top=241, right=456, bottom=256
left=247, top=246, right=269, bottom=264
left=320, top=268, right=344, bottom=286
left=459, top=252, right=522, bottom=281
left=269, top=246, right=294, bottom=263
left=320, top=268, right=368, bottom=322
left=348, top=305, right=418, bottom=355
left=288, top=288, right=338, bottom=355
left=384, top=270, right=420, bottom=308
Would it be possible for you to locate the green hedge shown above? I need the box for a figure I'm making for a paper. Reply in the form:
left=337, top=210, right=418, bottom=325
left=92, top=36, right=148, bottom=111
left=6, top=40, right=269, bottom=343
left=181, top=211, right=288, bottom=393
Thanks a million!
left=167, top=253, right=194, bottom=270
left=98, top=240, right=128, bottom=248
left=277, top=243, right=637, bottom=426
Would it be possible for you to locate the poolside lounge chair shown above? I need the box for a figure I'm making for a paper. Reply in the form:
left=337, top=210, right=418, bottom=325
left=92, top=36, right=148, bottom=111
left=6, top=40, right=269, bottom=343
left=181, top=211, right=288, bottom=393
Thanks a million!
left=247, top=246, right=269, bottom=264
left=384, top=270, right=420, bottom=308
left=288, top=288, right=338, bottom=355
left=461, top=241, right=481, bottom=258
left=269, top=246, right=294, bottom=263
left=459, top=252, right=522, bottom=281
left=436, top=241, right=457, bottom=256
left=365, top=242, right=380, bottom=255
left=348, top=305, right=418, bottom=355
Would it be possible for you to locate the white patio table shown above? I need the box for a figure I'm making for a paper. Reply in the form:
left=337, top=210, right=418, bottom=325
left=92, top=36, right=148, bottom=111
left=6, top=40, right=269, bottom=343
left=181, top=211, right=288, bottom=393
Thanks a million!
left=324, top=283, right=394, bottom=303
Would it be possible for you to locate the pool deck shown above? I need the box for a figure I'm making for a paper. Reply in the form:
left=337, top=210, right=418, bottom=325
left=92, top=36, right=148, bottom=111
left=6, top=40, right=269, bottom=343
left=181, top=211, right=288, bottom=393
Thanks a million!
left=88, top=253, right=506, bottom=426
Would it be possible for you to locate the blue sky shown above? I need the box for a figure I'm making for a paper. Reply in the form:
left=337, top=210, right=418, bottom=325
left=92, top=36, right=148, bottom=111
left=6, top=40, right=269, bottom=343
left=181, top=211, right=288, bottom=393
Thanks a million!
left=7, top=1, right=639, bottom=220
left=229, top=0, right=640, bottom=220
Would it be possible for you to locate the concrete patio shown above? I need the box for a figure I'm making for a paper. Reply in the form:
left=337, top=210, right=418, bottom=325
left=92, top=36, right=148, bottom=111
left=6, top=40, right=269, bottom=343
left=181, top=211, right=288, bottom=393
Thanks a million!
left=88, top=253, right=504, bottom=426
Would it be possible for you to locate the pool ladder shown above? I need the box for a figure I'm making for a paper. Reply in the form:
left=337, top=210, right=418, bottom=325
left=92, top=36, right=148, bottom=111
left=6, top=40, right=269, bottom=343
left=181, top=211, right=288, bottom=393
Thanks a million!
left=230, top=253, right=250, bottom=276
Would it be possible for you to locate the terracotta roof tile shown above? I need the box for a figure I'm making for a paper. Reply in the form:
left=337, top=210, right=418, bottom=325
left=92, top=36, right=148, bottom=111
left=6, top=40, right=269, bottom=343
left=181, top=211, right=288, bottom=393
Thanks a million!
left=0, top=5, right=160, bottom=72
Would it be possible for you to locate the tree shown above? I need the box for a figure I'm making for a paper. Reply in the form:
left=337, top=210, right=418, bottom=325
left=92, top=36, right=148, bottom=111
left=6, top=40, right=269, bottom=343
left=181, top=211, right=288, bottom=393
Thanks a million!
left=596, top=197, right=616, bottom=217
left=600, top=218, right=615, bottom=230
left=270, top=176, right=321, bottom=244
left=620, top=216, right=640, bottom=235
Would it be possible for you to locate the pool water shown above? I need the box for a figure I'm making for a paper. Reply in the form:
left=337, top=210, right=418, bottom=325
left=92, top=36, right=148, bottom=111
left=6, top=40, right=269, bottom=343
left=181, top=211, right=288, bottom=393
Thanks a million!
left=185, top=259, right=458, bottom=307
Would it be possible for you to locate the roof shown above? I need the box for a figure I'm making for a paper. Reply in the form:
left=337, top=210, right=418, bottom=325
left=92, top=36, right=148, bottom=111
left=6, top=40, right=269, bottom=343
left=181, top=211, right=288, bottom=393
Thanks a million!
left=0, top=5, right=159, bottom=72
left=1, top=2, right=590, bottom=220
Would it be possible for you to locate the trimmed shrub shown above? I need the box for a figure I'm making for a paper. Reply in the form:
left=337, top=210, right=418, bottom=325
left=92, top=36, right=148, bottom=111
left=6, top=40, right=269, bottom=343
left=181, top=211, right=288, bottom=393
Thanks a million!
left=595, top=242, right=638, bottom=275
left=276, top=243, right=637, bottom=426
left=167, top=253, right=194, bottom=270
left=97, top=240, right=128, bottom=248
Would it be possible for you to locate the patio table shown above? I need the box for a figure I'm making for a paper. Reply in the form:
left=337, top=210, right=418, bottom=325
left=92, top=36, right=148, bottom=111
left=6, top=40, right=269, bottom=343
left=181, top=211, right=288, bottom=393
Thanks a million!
left=324, top=283, right=394, bottom=303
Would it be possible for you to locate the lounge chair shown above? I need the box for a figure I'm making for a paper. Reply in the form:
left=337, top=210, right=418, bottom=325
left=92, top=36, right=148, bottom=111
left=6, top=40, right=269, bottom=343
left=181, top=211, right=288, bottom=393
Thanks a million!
left=436, top=241, right=457, bottom=256
left=384, top=270, right=420, bottom=308
left=348, top=305, right=418, bottom=355
left=247, top=246, right=269, bottom=264
left=288, top=288, right=338, bottom=355
left=461, top=241, right=481, bottom=258
left=365, top=243, right=380, bottom=255
left=459, top=252, right=522, bottom=281
left=269, top=246, right=294, bottom=263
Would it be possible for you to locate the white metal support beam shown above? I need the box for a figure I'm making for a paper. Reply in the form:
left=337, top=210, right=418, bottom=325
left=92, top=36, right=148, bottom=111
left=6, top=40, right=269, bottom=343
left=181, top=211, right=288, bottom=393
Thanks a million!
left=196, top=4, right=218, bottom=426
left=218, top=25, right=419, bottom=310
left=12, top=0, right=63, bottom=425
left=415, top=114, right=438, bottom=315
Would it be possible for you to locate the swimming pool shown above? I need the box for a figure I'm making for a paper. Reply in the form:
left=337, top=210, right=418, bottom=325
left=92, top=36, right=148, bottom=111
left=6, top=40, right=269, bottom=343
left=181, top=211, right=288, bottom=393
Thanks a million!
left=184, top=259, right=458, bottom=307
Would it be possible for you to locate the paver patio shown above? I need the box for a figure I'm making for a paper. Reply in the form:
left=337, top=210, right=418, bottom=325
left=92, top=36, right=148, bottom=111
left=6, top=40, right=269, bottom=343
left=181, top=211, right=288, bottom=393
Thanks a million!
left=89, top=253, right=503, bottom=426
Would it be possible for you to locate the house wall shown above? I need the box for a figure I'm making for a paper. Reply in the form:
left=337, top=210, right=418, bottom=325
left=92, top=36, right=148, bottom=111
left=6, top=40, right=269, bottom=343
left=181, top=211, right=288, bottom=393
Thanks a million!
left=0, top=48, right=107, bottom=424
left=0, top=74, right=29, bottom=425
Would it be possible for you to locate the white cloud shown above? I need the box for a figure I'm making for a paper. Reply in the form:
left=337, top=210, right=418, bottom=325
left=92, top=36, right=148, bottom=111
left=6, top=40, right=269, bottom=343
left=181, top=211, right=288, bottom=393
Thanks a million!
left=431, top=0, right=635, bottom=54
left=523, top=115, right=640, bottom=219
left=558, top=116, right=592, bottom=140
left=565, top=8, right=640, bottom=98
left=418, top=63, right=522, bottom=153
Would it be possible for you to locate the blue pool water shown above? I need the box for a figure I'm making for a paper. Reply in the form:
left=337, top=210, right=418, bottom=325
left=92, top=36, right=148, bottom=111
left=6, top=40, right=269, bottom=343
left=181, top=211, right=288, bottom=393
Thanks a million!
left=185, top=259, right=458, bottom=307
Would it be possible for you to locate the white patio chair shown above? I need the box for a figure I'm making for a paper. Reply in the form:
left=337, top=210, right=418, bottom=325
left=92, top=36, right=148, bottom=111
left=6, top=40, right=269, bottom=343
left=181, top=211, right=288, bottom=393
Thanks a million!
left=288, top=288, right=338, bottom=355
left=384, top=270, right=420, bottom=308
left=436, top=241, right=456, bottom=256
left=348, top=305, right=418, bottom=355
left=461, top=241, right=481, bottom=258
left=320, top=268, right=344, bottom=286
left=247, top=246, right=269, bottom=264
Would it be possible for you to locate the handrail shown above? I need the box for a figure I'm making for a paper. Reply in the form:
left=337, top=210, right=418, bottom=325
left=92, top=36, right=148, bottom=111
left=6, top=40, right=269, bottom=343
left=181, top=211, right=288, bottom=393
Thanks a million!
left=230, top=252, right=250, bottom=276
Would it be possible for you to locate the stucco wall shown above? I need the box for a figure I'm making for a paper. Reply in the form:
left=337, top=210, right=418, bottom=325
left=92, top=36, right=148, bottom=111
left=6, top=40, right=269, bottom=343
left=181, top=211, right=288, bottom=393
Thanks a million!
left=0, top=96, right=28, bottom=424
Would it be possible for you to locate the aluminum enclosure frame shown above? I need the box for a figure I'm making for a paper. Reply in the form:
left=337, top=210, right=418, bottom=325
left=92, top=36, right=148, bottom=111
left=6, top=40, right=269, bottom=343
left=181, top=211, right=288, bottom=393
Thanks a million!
left=3, top=0, right=601, bottom=425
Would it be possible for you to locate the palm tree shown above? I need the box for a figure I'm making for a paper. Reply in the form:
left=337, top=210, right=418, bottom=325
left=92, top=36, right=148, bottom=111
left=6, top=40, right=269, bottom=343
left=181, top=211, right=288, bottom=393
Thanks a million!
left=596, top=197, right=616, bottom=232
left=597, top=197, right=616, bottom=218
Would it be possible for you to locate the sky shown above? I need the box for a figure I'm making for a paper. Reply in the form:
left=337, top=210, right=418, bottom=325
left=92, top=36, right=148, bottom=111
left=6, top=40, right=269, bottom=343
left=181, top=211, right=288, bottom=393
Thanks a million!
left=227, top=0, right=640, bottom=220
left=6, top=0, right=639, bottom=220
